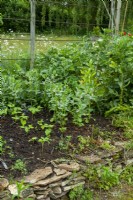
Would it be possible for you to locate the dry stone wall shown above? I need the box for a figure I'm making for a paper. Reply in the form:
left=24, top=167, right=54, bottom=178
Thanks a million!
left=0, top=141, right=132, bottom=200
left=0, top=162, right=85, bottom=200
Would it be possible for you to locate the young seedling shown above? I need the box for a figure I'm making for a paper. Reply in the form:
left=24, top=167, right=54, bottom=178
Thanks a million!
left=29, top=137, right=38, bottom=143
left=28, top=106, right=42, bottom=120
left=38, top=136, right=51, bottom=153
left=37, top=119, right=53, bottom=135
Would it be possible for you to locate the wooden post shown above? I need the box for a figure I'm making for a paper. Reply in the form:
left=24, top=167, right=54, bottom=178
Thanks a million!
left=30, top=0, right=36, bottom=69
left=111, top=0, right=115, bottom=34
left=115, top=0, right=122, bottom=34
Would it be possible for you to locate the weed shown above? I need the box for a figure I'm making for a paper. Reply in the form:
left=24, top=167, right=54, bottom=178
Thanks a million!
left=28, top=106, right=42, bottom=120
left=37, top=119, right=53, bottom=135
left=69, top=185, right=93, bottom=200
left=11, top=180, right=31, bottom=200
left=120, top=165, right=133, bottom=185
left=29, top=137, right=38, bottom=143
left=28, top=106, right=42, bottom=115
left=21, top=124, right=34, bottom=133
left=77, top=135, right=90, bottom=152
left=11, top=159, right=27, bottom=174
left=58, top=135, right=72, bottom=151
left=100, top=141, right=115, bottom=151
left=84, top=164, right=120, bottom=190
left=0, top=136, right=6, bottom=155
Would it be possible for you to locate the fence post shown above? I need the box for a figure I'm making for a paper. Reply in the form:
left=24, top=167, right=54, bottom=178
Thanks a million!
left=30, top=0, right=36, bottom=69
left=115, top=0, right=122, bottom=34
left=111, top=0, right=115, bottom=34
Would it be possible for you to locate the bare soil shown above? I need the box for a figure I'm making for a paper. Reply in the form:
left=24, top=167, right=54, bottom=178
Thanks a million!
left=0, top=110, right=124, bottom=179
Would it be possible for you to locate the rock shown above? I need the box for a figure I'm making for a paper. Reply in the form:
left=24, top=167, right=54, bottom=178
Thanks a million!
left=60, top=195, right=69, bottom=200
left=51, top=161, right=58, bottom=168
left=50, top=191, right=67, bottom=199
left=20, top=188, right=34, bottom=198
left=0, top=178, right=9, bottom=191
left=99, top=148, right=123, bottom=159
left=58, top=162, right=80, bottom=172
left=63, top=181, right=85, bottom=191
left=125, top=158, right=133, bottom=165
left=61, top=179, right=71, bottom=187
left=33, top=186, right=48, bottom=191
left=27, top=193, right=36, bottom=199
left=75, top=155, right=101, bottom=163
left=49, top=181, right=62, bottom=188
left=24, top=167, right=53, bottom=184
left=54, top=168, right=67, bottom=176
left=8, top=184, right=18, bottom=196
left=0, top=190, right=11, bottom=200
left=34, top=172, right=72, bottom=186
left=125, top=150, right=133, bottom=159
left=36, top=194, right=46, bottom=199
left=35, top=189, right=50, bottom=197
left=114, top=141, right=127, bottom=147
left=52, top=186, right=62, bottom=194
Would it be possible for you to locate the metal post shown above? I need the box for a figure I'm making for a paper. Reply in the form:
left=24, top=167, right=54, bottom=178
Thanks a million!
left=30, top=0, right=36, bottom=69
left=115, top=0, right=122, bottom=34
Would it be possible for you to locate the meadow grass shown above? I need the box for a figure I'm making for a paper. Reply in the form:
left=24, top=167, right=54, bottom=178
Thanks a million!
left=1, top=33, right=82, bottom=60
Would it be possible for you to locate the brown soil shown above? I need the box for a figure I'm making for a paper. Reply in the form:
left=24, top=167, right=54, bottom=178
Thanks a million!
left=0, top=110, right=124, bottom=179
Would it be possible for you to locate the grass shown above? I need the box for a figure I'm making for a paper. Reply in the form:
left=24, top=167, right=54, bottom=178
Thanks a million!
left=1, top=33, right=82, bottom=60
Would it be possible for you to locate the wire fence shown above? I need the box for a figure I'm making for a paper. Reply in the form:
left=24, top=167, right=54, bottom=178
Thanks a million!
left=1, top=0, right=127, bottom=67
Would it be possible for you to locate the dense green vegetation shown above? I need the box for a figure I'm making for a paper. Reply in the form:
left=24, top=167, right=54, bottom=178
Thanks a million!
left=1, top=0, right=133, bottom=34
left=1, top=34, right=133, bottom=128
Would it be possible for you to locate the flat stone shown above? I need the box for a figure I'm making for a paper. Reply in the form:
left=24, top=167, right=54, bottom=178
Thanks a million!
left=33, top=186, right=48, bottom=191
left=20, top=188, right=34, bottom=198
left=125, top=158, right=133, bottom=165
left=61, top=179, right=71, bottom=187
left=54, top=168, right=67, bottom=176
left=34, top=172, right=72, bottom=186
left=36, top=194, right=46, bottom=200
left=35, top=189, right=50, bottom=196
left=99, top=148, right=123, bottom=159
left=49, top=181, right=62, bottom=188
left=52, top=186, right=62, bottom=194
left=0, top=190, right=11, bottom=199
left=8, top=184, right=18, bottom=196
left=73, top=176, right=86, bottom=183
left=63, top=181, right=85, bottom=191
left=24, top=167, right=53, bottom=184
left=0, top=178, right=9, bottom=191
left=58, top=162, right=80, bottom=171
left=114, top=141, right=127, bottom=147
left=60, top=195, right=69, bottom=200
left=50, top=191, right=67, bottom=199
left=75, top=155, right=101, bottom=163
left=125, top=150, right=133, bottom=159
left=27, top=193, right=36, bottom=199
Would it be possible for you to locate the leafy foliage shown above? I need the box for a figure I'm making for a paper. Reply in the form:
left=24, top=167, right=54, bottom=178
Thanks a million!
left=84, top=164, right=120, bottom=190
left=1, top=35, right=133, bottom=128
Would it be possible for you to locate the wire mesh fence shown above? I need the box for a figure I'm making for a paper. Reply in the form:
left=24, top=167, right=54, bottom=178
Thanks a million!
left=1, top=0, right=130, bottom=67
